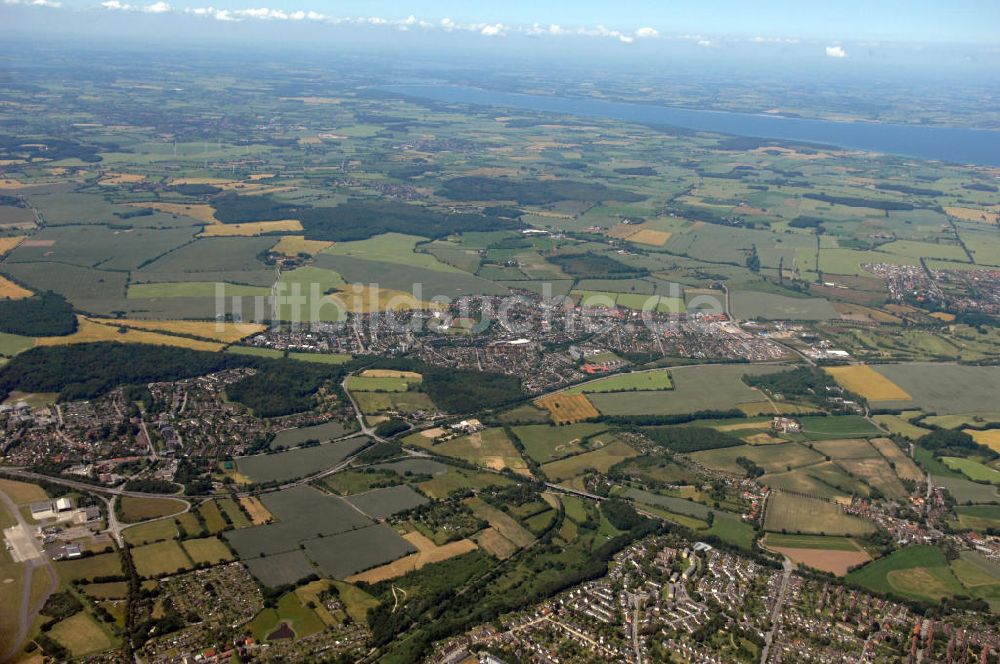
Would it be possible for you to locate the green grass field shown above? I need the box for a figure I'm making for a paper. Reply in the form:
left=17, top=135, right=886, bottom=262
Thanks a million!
left=764, top=491, right=874, bottom=536
left=564, top=369, right=673, bottom=394
left=55, top=552, right=123, bottom=581
left=846, top=545, right=964, bottom=602
left=511, top=422, right=608, bottom=463
left=942, top=457, right=1000, bottom=484
left=954, top=505, right=1000, bottom=531
left=132, top=540, right=192, bottom=577
left=345, top=375, right=414, bottom=392
left=540, top=439, right=638, bottom=482
left=122, top=518, right=178, bottom=545
left=249, top=590, right=326, bottom=641
left=182, top=537, right=235, bottom=565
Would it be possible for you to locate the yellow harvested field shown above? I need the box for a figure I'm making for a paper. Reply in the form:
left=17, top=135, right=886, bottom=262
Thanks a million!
left=825, top=365, right=912, bottom=401
left=239, top=496, right=272, bottom=525
left=0, top=236, right=26, bottom=255
left=199, top=220, right=302, bottom=237
left=106, top=318, right=264, bottom=343
left=0, top=179, right=31, bottom=189
left=360, top=369, right=422, bottom=379
left=130, top=202, right=219, bottom=223
left=346, top=532, right=478, bottom=584
left=168, top=177, right=233, bottom=186
left=327, top=286, right=445, bottom=313
left=248, top=173, right=276, bottom=180
left=0, top=274, right=32, bottom=299
left=965, top=428, right=1000, bottom=454
left=533, top=393, right=599, bottom=425
left=944, top=206, right=998, bottom=225
left=98, top=172, right=145, bottom=185
left=929, top=312, right=956, bottom=322
left=628, top=229, right=672, bottom=246
left=605, top=223, right=642, bottom=239
left=35, top=317, right=224, bottom=352
left=270, top=235, right=333, bottom=256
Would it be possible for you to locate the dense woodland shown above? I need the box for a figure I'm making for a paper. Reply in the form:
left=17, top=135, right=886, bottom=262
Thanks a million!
left=0, top=291, right=77, bottom=336
left=438, top=176, right=646, bottom=205
left=0, top=343, right=344, bottom=416
left=210, top=193, right=517, bottom=241
left=640, top=425, right=744, bottom=452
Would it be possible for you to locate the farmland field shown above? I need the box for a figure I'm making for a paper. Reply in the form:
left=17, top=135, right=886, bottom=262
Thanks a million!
left=731, top=291, right=839, bottom=321
left=303, top=524, right=416, bottom=578
left=763, top=533, right=871, bottom=575
left=954, top=505, right=1000, bottom=531
left=825, top=365, right=912, bottom=401
left=693, top=442, right=824, bottom=475
left=764, top=491, right=874, bottom=536
left=245, top=549, right=317, bottom=588
left=236, top=436, right=370, bottom=483
left=466, top=497, right=536, bottom=549
left=132, top=540, right=192, bottom=577
left=182, top=537, right=235, bottom=565
left=225, top=485, right=373, bottom=558
left=942, top=457, right=1000, bottom=484
left=346, top=531, right=478, bottom=584
left=587, top=364, right=786, bottom=416
left=122, top=519, right=178, bottom=545
left=563, top=369, right=673, bottom=394
left=869, top=437, right=924, bottom=482
left=511, top=422, right=608, bottom=463
left=118, top=496, right=186, bottom=523
left=870, top=363, right=1000, bottom=412
left=345, top=485, right=428, bottom=519
left=271, top=420, right=351, bottom=449
left=533, top=393, right=600, bottom=424
left=55, top=552, right=122, bottom=581
left=872, top=415, right=931, bottom=440
left=345, top=375, right=418, bottom=392
left=49, top=612, right=114, bottom=657
left=965, top=429, right=1000, bottom=453
left=797, top=416, right=883, bottom=439
left=408, top=427, right=530, bottom=475
left=847, top=545, right=964, bottom=602
left=540, top=439, right=638, bottom=482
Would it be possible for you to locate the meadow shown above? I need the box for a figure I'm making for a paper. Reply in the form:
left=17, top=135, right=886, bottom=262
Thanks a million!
left=587, top=364, right=785, bottom=417
left=764, top=492, right=874, bottom=536
left=847, top=545, right=965, bottom=602
left=539, top=439, right=638, bottom=482
left=511, top=422, right=608, bottom=463
left=563, top=369, right=673, bottom=394
left=118, top=496, right=187, bottom=523
left=270, top=420, right=351, bottom=449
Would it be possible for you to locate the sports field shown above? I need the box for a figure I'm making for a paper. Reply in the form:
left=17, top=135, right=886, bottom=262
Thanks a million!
left=825, top=365, right=912, bottom=401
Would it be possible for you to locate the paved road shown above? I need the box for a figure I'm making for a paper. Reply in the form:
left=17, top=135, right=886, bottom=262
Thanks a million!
left=0, top=488, right=58, bottom=664
left=760, top=556, right=795, bottom=664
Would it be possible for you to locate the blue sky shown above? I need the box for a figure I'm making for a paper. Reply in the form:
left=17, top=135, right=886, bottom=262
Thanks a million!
left=4, top=0, right=998, bottom=44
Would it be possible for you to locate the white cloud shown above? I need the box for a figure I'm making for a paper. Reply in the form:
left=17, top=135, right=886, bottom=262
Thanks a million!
left=100, top=0, right=131, bottom=9
left=697, top=39, right=713, bottom=47
left=634, top=27, right=659, bottom=39
left=825, top=45, right=848, bottom=58
left=4, top=0, right=63, bottom=7
left=144, top=1, right=170, bottom=12
left=480, top=23, right=505, bottom=37
left=751, top=36, right=799, bottom=44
